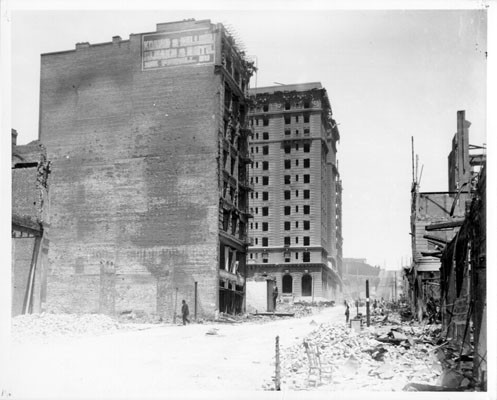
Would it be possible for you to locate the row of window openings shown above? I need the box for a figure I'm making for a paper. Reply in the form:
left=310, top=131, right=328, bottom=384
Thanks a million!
left=250, top=220, right=311, bottom=231
left=251, top=158, right=312, bottom=169
left=251, top=173, right=311, bottom=184
left=250, top=187, right=312, bottom=200
left=251, top=143, right=310, bottom=154
left=251, top=204, right=310, bottom=215
left=249, top=251, right=311, bottom=262
left=251, top=113, right=310, bottom=127
left=253, top=101, right=311, bottom=113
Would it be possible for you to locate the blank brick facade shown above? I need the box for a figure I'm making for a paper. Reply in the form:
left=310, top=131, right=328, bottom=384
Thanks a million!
left=39, top=20, right=253, bottom=318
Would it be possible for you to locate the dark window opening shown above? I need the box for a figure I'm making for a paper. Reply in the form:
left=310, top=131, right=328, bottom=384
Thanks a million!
left=262, top=207, right=269, bottom=216
left=284, top=175, right=291, bottom=184
left=282, top=275, right=293, bottom=294
left=304, top=236, right=310, bottom=246
left=302, top=274, right=312, bottom=296
left=304, top=174, right=310, bottom=183
left=303, top=251, right=311, bottom=262
left=304, top=221, right=310, bottom=230
left=304, top=159, right=310, bottom=168
left=284, top=190, right=291, bottom=200
left=284, top=206, right=291, bottom=215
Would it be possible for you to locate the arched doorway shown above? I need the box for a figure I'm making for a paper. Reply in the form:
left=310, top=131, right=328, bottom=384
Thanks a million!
left=302, top=274, right=312, bottom=296
left=282, top=274, right=293, bottom=294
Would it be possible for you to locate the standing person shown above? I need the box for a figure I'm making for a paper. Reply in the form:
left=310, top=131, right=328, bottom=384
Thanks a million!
left=345, top=302, right=350, bottom=324
left=272, top=284, right=279, bottom=311
left=181, top=299, right=190, bottom=325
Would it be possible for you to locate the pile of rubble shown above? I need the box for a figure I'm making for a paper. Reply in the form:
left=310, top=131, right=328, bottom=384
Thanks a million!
left=12, top=313, right=121, bottom=342
left=264, top=320, right=445, bottom=391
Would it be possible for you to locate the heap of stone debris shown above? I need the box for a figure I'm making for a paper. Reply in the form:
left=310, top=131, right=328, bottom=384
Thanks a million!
left=264, top=320, right=444, bottom=391
left=12, top=313, right=121, bottom=341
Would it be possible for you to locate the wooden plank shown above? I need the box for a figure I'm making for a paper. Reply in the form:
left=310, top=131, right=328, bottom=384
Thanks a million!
left=425, top=220, right=464, bottom=231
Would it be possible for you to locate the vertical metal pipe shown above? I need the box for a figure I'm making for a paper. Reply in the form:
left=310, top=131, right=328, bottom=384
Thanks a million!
left=366, top=279, right=370, bottom=327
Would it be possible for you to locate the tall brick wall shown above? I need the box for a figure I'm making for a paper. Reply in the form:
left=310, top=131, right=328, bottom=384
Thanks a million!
left=40, top=32, right=222, bottom=318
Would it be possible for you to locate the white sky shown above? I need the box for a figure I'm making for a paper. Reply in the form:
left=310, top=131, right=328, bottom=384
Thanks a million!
left=4, top=2, right=492, bottom=270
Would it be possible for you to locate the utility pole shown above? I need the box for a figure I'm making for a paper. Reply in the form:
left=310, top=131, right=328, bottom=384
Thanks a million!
left=366, top=280, right=370, bottom=327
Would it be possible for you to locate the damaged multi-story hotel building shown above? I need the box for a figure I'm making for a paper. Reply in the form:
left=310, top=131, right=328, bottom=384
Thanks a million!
left=38, top=19, right=255, bottom=318
left=245, top=83, right=343, bottom=306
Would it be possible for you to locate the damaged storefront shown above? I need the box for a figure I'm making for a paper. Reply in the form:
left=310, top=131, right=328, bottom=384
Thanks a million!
left=439, top=165, right=486, bottom=389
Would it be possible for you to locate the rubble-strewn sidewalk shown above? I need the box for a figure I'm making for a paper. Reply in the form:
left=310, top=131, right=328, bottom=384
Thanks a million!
left=12, top=313, right=124, bottom=342
left=265, top=317, right=444, bottom=391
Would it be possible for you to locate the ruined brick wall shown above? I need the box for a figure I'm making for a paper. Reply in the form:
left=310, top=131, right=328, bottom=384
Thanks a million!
left=39, top=28, right=222, bottom=318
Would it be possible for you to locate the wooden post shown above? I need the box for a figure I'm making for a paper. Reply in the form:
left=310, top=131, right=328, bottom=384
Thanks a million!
left=194, top=281, right=198, bottom=321
left=173, top=287, right=178, bottom=323
left=275, top=335, right=281, bottom=391
left=366, top=279, right=370, bottom=327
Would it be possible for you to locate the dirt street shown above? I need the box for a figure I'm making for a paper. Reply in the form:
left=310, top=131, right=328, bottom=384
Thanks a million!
left=9, top=306, right=347, bottom=398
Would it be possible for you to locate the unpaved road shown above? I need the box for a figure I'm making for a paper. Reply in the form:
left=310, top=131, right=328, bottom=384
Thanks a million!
left=9, top=306, right=346, bottom=398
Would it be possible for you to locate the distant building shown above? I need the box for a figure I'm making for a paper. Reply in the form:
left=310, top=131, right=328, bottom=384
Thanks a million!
left=342, top=258, right=381, bottom=299
left=246, top=83, right=342, bottom=303
left=38, top=20, right=255, bottom=318
left=11, top=129, right=51, bottom=316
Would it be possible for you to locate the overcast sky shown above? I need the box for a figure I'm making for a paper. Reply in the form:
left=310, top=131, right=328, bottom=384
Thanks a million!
left=7, top=4, right=490, bottom=269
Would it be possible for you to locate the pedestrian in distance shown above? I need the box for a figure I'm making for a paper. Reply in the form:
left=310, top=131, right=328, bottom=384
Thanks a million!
left=181, top=299, right=190, bottom=325
left=345, top=303, right=350, bottom=325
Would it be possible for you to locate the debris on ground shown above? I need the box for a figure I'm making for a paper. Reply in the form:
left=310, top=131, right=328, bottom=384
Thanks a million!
left=12, top=313, right=122, bottom=341
left=264, top=316, right=447, bottom=391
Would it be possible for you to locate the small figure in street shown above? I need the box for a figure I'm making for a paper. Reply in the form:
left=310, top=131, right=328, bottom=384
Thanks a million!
left=181, top=299, right=190, bottom=325
left=272, top=284, right=278, bottom=311
left=345, top=303, right=350, bottom=324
